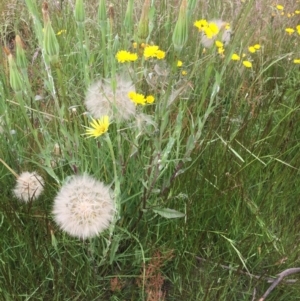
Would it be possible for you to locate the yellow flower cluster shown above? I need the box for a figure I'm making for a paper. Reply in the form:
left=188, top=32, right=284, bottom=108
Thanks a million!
left=143, top=45, right=165, bottom=59
left=285, top=28, right=295, bottom=35
left=248, top=44, right=261, bottom=53
left=128, top=91, right=155, bottom=105
left=231, top=43, right=261, bottom=68
left=56, top=29, right=66, bottom=36
left=275, top=4, right=300, bottom=17
left=116, top=50, right=138, bottom=63
left=285, top=25, right=300, bottom=35
left=194, top=19, right=220, bottom=39
left=215, top=40, right=224, bottom=56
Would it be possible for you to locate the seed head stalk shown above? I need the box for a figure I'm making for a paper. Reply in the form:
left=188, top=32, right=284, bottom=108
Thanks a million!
left=98, top=0, right=109, bottom=77
left=98, top=133, right=121, bottom=265
left=74, top=0, right=90, bottom=86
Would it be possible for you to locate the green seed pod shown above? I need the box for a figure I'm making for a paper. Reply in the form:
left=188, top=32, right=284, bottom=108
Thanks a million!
left=98, top=0, right=107, bottom=27
left=137, top=0, right=150, bottom=43
left=43, top=21, right=59, bottom=63
left=15, top=35, right=28, bottom=70
left=74, top=0, right=86, bottom=24
left=124, top=0, right=134, bottom=33
left=8, top=54, right=23, bottom=93
left=172, top=0, right=188, bottom=53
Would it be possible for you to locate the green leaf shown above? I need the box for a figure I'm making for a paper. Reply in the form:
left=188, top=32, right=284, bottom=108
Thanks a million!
left=153, top=208, right=185, bottom=219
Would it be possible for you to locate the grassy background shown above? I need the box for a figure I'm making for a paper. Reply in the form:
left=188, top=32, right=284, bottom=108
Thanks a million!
left=1, top=0, right=300, bottom=300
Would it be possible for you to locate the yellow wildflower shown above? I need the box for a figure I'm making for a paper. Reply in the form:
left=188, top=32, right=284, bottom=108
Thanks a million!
left=128, top=91, right=146, bottom=105
left=56, top=29, right=66, bottom=35
left=218, top=47, right=225, bottom=55
left=231, top=53, right=240, bottom=61
left=285, top=28, right=295, bottom=35
left=294, top=59, right=300, bottom=64
left=205, top=22, right=219, bottom=39
left=143, top=45, right=165, bottom=59
left=116, top=50, right=138, bottom=63
left=253, top=44, right=261, bottom=50
left=155, top=50, right=166, bottom=59
left=215, top=40, right=223, bottom=48
left=295, top=10, right=300, bottom=14
left=146, top=95, right=155, bottom=104
left=177, top=60, right=183, bottom=67
left=276, top=5, right=284, bottom=10
left=194, top=19, right=208, bottom=32
left=181, top=70, right=187, bottom=76
left=243, top=60, right=252, bottom=68
left=248, top=46, right=256, bottom=53
left=85, top=116, right=109, bottom=138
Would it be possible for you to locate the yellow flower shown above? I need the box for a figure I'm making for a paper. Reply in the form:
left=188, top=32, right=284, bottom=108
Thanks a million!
left=296, top=25, right=300, bottom=34
left=253, top=44, right=261, bottom=50
left=194, top=19, right=208, bottom=32
left=204, top=22, right=219, bottom=39
left=144, top=45, right=159, bottom=58
left=294, top=59, right=300, bottom=64
left=143, top=45, right=165, bottom=59
left=146, top=95, right=155, bottom=104
left=243, top=60, right=252, bottom=68
left=177, top=60, right=183, bottom=67
left=248, top=46, right=256, bottom=53
left=132, top=42, right=138, bottom=49
left=128, top=91, right=146, bottom=105
left=85, top=116, right=109, bottom=138
left=215, top=40, right=223, bottom=48
left=285, top=28, right=295, bottom=35
left=295, top=10, right=300, bottom=14
left=155, top=50, right=166, bottom=59
left=181, top=70, right=187, bottom=76
left=218, top=47, right=225, bottom=54
left=276, top=5, right=284, bottom=10
left=225, top=23, right=230, bottom=30
left=116, top=50, right=138, bottom=63
left=56, top=29, right=66, bottom=35
left=287, top=13, right=291, bottom=17
left=231, top=53, right=240, bottom=61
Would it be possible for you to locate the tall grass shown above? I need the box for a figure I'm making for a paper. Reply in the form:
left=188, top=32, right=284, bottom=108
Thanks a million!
left=1, top=0, right=300, bottom=300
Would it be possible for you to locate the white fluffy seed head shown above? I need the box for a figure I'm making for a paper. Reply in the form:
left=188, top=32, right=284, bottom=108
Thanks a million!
left=201, top=19, right=232, bottom=48
left=85, top=75, right=136, bottom=122
left=13, top=171, right=44, bottom=202
left=52, top=174, right=115, bottom=240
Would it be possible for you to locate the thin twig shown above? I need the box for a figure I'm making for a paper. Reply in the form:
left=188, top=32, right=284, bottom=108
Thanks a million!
left=258, top=268, right=300, bottom=301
